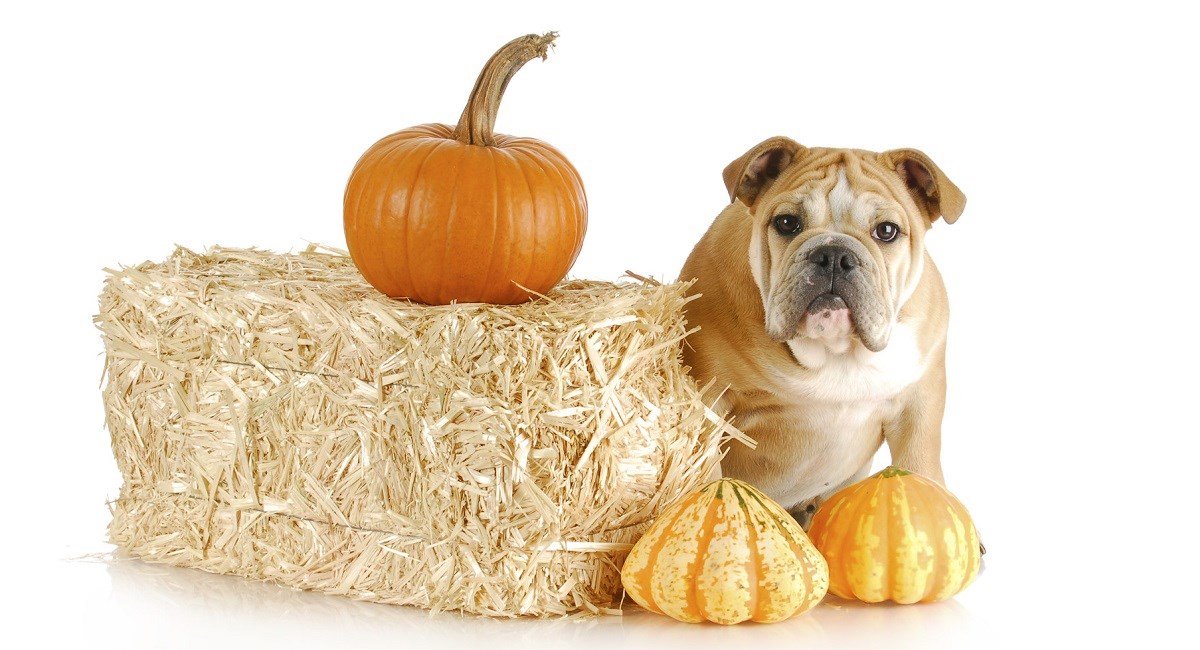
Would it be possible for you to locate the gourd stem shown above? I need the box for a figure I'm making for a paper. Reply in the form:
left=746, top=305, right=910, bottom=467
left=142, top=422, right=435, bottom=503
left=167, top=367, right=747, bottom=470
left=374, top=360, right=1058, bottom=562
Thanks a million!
left=453, top=32, right=557, bottom=146
left=877, top=466, right=912, bottom=479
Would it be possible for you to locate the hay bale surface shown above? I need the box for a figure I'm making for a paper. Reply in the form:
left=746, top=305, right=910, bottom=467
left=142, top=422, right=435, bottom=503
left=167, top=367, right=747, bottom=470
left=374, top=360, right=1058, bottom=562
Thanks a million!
left=97, top=245, right=746, bottom=617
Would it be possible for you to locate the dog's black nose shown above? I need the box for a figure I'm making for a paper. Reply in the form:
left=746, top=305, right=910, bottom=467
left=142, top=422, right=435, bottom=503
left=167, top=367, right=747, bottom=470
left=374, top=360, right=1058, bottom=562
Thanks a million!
left=809, top=245, right=859, bottom=273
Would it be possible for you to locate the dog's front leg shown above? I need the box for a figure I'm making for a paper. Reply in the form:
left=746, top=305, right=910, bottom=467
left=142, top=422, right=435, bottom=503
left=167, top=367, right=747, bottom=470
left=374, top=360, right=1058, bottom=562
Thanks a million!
left=883, top=354, right=947, bottom=485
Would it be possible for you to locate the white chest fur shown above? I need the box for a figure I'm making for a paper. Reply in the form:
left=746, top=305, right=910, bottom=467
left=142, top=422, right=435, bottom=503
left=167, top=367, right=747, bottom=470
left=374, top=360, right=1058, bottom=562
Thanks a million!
left=727, top=323, right=927, bottom=509
left=784, top=322, right=925, bottom=402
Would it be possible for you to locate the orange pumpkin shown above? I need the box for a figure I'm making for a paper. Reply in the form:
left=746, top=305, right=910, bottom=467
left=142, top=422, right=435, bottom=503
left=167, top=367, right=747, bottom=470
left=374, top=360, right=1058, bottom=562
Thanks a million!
left=343, top=33, right=587, bottom=305
left=620, top=478, right=828, bottom=624
left=807, top=466, right=982, bottom=604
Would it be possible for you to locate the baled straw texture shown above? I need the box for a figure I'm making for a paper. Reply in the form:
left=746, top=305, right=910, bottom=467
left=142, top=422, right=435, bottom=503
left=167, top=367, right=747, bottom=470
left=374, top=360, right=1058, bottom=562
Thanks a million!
left=97, top=245, right=749, bottom=617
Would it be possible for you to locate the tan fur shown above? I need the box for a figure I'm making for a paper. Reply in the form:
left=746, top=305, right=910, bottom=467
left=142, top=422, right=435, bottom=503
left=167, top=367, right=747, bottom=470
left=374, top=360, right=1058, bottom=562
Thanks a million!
left=680, top=137, right=964, bottom=524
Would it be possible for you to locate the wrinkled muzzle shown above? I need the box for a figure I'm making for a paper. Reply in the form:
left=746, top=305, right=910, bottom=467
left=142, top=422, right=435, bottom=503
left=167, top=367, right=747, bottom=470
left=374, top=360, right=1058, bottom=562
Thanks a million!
left=765, top=233, right=893, bottom=352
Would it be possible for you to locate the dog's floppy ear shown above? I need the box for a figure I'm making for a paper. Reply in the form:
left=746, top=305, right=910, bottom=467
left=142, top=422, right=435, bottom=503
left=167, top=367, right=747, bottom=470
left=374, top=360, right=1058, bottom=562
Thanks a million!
left=882, top=148, right=966, bottom=224
left=722, top=136, right=805, bottom=207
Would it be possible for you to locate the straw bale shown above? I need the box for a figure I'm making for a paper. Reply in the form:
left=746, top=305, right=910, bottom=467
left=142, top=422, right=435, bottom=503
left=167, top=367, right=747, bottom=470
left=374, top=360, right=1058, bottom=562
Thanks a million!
left=96, top=245, right=748, bottom=617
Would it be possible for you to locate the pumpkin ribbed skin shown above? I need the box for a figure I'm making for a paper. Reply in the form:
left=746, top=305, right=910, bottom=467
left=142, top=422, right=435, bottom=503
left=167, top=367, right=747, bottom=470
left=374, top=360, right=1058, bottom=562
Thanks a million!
left=620, top=478, right=828, bottom=624
left=343, top=124, right=585, bottom=304
left=343, top=33, right=587, bottom=305
left=807, top=467, right=981, bottom=604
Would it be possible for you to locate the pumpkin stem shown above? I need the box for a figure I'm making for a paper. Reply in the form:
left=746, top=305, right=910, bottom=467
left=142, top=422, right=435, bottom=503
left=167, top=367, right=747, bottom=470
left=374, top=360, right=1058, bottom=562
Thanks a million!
left=877, top=466, right=913, bottom=479
left=453, top=32, right=558, bottom=147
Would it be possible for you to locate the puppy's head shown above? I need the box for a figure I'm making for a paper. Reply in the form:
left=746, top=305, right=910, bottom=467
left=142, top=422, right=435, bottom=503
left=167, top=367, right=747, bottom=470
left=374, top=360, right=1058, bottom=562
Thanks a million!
left=724, top=137, right=964, bottom=352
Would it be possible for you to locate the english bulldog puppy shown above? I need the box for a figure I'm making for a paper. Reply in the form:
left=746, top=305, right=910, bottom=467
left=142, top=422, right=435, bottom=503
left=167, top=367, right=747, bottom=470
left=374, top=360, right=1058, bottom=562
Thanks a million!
left=680, top=136, right=965, bottom=526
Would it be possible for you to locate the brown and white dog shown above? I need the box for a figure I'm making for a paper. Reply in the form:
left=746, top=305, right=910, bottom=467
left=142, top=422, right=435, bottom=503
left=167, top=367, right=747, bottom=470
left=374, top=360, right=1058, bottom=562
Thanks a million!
left=680, top=136, right=965, bottom=526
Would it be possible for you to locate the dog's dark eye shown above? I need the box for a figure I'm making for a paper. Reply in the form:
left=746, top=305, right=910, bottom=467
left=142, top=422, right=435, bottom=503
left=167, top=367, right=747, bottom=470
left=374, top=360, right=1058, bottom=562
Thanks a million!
left=773, top=214, right=802, bottom=236
left=873, top=221, right=901, bottom=243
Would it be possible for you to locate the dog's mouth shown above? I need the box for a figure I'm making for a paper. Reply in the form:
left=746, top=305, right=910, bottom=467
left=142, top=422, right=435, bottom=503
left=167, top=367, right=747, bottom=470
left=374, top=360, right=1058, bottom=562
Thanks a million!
left=801, top=294, right=853, bottom=341
left=767, top=279, right=891, bottom=352
left=764, top=236, right=893, bottom=352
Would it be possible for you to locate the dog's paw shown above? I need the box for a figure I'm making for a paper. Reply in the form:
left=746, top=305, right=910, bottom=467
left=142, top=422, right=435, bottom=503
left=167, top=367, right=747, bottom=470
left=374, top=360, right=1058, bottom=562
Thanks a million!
left=787, top=498, right=822, bottom=530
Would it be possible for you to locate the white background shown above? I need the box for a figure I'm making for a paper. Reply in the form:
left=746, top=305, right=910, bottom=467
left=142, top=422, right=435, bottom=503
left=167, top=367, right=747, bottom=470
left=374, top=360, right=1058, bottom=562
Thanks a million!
left=3, top=1, right=1196, bottom=647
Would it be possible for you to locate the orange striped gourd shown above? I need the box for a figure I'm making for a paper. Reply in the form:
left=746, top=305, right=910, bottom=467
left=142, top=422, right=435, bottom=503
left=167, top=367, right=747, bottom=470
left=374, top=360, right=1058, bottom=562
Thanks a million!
left=807, top=466, right=982, bottom=604
left=620, top=478, right=828, bottom=624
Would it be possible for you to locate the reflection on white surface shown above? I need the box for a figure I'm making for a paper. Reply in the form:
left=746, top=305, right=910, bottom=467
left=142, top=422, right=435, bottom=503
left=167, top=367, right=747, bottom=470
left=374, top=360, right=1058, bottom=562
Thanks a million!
left=94, top=553, right=977, bottom=650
